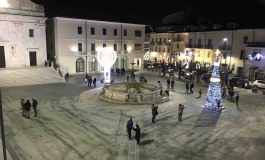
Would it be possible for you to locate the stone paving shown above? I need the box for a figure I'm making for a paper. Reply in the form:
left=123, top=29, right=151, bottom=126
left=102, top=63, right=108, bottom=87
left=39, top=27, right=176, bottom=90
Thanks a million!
left=0, top=69, right=265, bottom=160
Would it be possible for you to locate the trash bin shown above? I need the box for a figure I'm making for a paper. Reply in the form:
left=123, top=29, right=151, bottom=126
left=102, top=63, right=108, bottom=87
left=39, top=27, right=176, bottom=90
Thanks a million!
left=252, top=88, right=257, bottom=93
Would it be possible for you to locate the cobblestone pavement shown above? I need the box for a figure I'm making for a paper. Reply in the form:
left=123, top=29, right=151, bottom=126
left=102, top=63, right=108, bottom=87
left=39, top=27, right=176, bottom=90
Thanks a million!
left=1, top=70, right=265, bottom=160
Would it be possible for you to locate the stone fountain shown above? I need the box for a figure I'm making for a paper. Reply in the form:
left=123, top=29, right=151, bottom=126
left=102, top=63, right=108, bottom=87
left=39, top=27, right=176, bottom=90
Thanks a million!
left=98, top=71, right=170, bottom=104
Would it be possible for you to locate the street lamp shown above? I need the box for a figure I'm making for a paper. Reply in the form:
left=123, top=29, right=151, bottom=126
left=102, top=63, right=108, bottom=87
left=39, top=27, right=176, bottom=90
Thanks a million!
left=223, top=38, right=228, bottom=71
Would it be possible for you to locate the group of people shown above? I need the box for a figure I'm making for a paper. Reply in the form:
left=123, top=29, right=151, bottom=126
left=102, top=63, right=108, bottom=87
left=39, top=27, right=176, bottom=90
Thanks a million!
left=126, top=103, right=185, bottom=145
left=20, top=98, right=38, bottom=119
left=86, top=74, right=97, bottom=87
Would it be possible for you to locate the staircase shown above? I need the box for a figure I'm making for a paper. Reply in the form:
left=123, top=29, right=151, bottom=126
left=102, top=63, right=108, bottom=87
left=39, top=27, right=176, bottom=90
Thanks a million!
left=0, top=67, right=65, bottom=87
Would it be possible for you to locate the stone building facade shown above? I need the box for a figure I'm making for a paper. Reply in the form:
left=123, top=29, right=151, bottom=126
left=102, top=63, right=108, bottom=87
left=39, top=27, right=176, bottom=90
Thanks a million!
left=0, top=0, right=47, bottom=68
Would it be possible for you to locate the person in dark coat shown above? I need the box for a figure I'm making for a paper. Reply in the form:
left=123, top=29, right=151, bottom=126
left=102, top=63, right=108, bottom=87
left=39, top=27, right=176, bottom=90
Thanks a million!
left=186, top=83, right=189, bottom=93
left=32, top=98, right=38, bottom=117
left=24, top=99, right=31, bottom=119
left=133, top=124, right=141, bottom=145
left=151, top=104, right=158, bottom=123
left=190, top=82, right=194, bottom=94
left=87, top=76, right=92, bottom=87
left=93, top=77, right=97, bottom=87
left=235, top=94, right=239, bottom=108
left=167, top=78, right=171, bottom=89
left=126, top=117, right=133, bottom=140
left=178, top=104, right=185, bottom=121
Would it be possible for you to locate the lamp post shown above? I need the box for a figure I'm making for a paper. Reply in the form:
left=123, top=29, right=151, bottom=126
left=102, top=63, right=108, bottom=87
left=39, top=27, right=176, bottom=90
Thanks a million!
left=223, top=38, right=228, bottom=72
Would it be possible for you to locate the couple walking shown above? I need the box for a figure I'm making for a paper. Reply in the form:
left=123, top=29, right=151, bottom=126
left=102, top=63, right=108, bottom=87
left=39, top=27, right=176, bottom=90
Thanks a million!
left=20, top=98, right=38, bottom=119
left=126, top=117, right=141, bottom=145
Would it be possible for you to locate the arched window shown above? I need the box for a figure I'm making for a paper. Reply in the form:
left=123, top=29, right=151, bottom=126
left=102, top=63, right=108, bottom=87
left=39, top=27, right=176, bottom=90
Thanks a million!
left=76, top=58, right=84, bottom=72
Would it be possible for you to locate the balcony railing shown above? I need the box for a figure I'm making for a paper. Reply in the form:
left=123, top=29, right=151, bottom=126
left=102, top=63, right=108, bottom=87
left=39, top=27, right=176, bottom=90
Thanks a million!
left=173, top=38, right=184, bottom=42
left=156, top=42, right=163, bottom=45
left=247, top=42, right=265, bottom=47
left=72, top=51, right=98, bottom=57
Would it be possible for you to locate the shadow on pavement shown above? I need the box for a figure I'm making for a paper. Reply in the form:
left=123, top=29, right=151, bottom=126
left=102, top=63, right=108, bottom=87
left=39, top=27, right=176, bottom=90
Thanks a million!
left=195, top=109, right=222, bottom=127
left=140, top=139, right=154, bottom=145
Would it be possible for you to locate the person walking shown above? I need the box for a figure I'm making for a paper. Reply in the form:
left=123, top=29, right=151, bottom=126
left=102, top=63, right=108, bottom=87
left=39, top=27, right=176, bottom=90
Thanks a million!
left=167, top=78, right=171, bottom=90
left=24, top=99, right=31, bottom=119
left=151, top=104, right=158, bottom=123
left=235, top=94, right=239, bottom=108
left=196, top=89, right=202, bottom=98
left=93, top=77, right=97, bottom=87
left=178, top=104, right=185, bottom=121
left=186, top=83, right=189, bottom=94
left=132, top=124, right=141, bottom=145
left=171, top=79, right=175, bottom=90
left=126, top=117, right=133, bottom=140
left=190, top=82, right=194, bottom=94
left=32, top=98, right=38, bottom=117
left=20, top=98, right=25, bottom=117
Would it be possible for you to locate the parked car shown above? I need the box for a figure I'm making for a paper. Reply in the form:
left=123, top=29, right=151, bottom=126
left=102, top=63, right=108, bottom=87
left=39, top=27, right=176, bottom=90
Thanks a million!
left=252, top=80, right=265, bottom=89
left=228, top=76, right=253, bottom=89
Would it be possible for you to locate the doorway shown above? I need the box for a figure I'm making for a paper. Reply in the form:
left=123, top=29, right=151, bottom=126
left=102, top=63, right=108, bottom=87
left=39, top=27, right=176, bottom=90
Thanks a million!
left=0, top=46, right=6, bottom=68
left=29, top=51, right=37, bottom=66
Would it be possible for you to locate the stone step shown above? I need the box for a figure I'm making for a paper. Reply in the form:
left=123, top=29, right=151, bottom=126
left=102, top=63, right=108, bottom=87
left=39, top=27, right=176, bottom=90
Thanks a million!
left=0, top=67, right=64, bottom=87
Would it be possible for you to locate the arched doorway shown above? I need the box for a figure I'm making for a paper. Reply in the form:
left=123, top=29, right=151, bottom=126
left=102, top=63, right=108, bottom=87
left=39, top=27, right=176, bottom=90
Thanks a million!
left=76, top=57, right=84, bottom=73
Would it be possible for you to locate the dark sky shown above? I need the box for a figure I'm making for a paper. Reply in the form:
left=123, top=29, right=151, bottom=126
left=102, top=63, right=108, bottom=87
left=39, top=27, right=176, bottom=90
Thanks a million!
left=31, top=0, right=265, bottom=27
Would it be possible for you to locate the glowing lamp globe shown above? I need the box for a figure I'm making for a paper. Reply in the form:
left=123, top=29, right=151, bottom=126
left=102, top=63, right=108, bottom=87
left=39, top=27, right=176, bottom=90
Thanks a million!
left=97, top=47, right=117, bottom=83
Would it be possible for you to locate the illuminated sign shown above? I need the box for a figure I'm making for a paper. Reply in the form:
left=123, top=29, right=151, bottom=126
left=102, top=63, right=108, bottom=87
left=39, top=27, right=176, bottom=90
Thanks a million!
left=97, top=47, right=117, bottom=83
left=249, top=52, right=264, bottom=61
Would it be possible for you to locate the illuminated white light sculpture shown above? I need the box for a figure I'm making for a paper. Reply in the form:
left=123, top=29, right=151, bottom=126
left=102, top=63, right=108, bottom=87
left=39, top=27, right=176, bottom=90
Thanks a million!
left=0, top=0, right=9, bottom=8
left=97, top=47, right=117, bottom=83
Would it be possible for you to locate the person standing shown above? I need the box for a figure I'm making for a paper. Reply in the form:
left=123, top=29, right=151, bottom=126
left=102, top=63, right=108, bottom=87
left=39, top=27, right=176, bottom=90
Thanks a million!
left=32, top=98, right=38, bottom=117
left=24, top=99, right=31, bottom=119
left=126, top=117, right=133, bottom=140
left=132, top=124, right=141, bottom=145
left=151, top=104, right=158, bottom=123
left=178, top=104, right=185, bottom=121
left=196, top=89, right=202, bottom=98
left=235, top=94, right=239, bottom=108
left=20, top=99, right=25, bottom=117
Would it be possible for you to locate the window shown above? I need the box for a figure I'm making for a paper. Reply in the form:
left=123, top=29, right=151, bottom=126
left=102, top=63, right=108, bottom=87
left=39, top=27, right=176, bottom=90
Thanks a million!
left=91, top=27, right=95, bottom=35
left=114, top=29, right=117, bottom=36
left=29, top=29, right=34, bottom=37
left=208, top=39, right=212, bottom=46
left=135, top=30, right=142, bottom=37
left=167, top=47, right=170, bottom=53
left=177, top=35, right=180, bottom=41
left=163, top=48, right=165, bottom=52
left=198, top=39, right=202, bottom=47
left=135, top=44, right=141, bottom=50
left=76, top=58, right=84, bottom=72
left=189, top=39, right=192, bottom=45
left=103, top=28, right=107, bottom=35
left=243, top=36, right=248, bottom=44
left=114, top=43, right=117, bottom=51
left=91, top=43, right=95, bottom=51
left=240, top=50, right=245, bottom=60
left=103, top=43, right=106, bottom=48
left=124, top=44, right=127, bottom=51
left=164, top=38, right=166, bottom=43
left=177, top=43, right=179, bottom=48
left=78, top=43, right=82, bottom=51
left=159, top=47, right=161, bottom=52
left=151, top=38, right=154, bottom=42
left=156, top=38, right=158, bottom=42
left=159, top=38, right=162, bottom=42
left=124, top=29, right=127, bottom=36
left=78, top=26, right=82, bottom=34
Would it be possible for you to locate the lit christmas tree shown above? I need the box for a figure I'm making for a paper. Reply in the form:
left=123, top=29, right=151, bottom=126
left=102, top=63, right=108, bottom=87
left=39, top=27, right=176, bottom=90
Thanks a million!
left=204, top=49, right=223, bottom=111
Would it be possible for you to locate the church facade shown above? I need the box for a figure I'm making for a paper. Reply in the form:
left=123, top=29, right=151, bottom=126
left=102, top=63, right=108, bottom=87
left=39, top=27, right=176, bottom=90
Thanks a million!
left=0, top=0, right=47, bottom=68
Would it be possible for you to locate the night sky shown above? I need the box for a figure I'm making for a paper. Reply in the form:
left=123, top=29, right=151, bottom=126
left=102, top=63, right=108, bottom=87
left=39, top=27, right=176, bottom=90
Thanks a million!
left=31, top=0, right=265, bottom=27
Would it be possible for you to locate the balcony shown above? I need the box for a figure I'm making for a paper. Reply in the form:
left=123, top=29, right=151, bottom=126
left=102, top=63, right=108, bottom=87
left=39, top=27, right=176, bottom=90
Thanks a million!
left=156, top=42, right=163, bottom=45
left=149, top=41, right=155, bottom=45
left=72, top=51, right=98, bottom=57
left=219, top=45, right=231, bottom=50
left=247, top=42, right=265, bottom=47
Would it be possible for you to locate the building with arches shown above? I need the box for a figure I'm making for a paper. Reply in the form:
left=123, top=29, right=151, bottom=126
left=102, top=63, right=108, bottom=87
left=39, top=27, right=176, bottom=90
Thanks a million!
left=46, top=17, right=145, bottom=74
left=0, top=0, right=47, bottom=68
